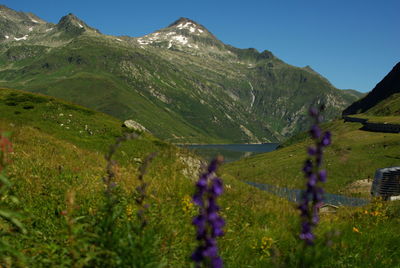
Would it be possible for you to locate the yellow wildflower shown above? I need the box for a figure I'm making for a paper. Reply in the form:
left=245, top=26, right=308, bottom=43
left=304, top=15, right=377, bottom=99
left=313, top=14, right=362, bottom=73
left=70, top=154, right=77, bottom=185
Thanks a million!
left=352, top=227, right=361, bottom=234
left=370, top=211, right=380, bottom=217
left=254, top=236, right=274, bottom=259
left=182, top=195, right=195, bottom=214
left=126, top=204, right=134, bottom=221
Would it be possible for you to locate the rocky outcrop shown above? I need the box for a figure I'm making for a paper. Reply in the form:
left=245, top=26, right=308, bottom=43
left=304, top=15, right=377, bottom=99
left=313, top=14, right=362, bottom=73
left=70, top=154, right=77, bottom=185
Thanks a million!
left=122, top=120, right=147, bottom=132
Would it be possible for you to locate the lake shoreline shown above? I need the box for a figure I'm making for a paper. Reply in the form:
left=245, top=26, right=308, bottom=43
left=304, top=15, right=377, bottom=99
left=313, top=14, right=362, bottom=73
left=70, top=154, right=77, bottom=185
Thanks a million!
left=175, top=142, right=276, bottom=146
left=178, top=143, right=279, bottom=162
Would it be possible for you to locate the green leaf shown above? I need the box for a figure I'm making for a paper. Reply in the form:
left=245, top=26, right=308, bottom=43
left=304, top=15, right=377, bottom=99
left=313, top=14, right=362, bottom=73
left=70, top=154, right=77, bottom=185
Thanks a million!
left=0, top=209, right=27, bottom=234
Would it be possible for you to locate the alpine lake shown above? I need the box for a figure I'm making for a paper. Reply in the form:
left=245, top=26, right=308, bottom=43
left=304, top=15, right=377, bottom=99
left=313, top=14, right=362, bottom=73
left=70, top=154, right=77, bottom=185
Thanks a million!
left=181, top=143, right=370, bottom=207
left=180, top=143, right=279, bottom=163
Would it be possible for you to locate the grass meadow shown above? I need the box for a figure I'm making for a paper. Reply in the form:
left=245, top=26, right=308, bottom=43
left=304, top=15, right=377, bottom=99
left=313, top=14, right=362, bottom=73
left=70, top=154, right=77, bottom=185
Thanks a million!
left=0, top=88, right=399, bottom=267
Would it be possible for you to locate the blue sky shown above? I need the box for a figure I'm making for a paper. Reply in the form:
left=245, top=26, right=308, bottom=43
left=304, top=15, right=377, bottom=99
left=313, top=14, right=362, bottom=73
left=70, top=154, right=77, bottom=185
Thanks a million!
left=3, top=0, right=399, bottom=92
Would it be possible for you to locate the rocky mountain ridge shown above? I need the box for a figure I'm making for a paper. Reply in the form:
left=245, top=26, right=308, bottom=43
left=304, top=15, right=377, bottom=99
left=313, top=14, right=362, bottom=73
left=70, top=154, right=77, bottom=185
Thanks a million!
left=0, top=5, right=361, bottom=143
left=343, top=62, right=400, bottom=115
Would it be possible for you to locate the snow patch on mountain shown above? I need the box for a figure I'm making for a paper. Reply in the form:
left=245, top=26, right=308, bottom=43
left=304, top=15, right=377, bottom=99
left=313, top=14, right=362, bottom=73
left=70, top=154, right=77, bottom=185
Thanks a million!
left=46, top=28, right=53, bottom=32
left=137, top=38, right=150, bottom=45
left=138, top=29, right=201, bottom=49
left=31, top=19, right=38, bottom=23
left=78, top=23, right=83, bottom=28
left=172, top=35, right=188, bottom=45
left=176, top=21, right=204, bottom=35
left=29, top=27, right=33, bottom=32
left=4, top=35, right=9, bottom=39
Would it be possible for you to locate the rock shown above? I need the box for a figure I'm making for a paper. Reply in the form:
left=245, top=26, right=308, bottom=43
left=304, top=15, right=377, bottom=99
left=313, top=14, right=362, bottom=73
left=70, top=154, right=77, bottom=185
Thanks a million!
left=123, top=119, right=147, bottom=133
left=179, top=155, right=202, bottom=179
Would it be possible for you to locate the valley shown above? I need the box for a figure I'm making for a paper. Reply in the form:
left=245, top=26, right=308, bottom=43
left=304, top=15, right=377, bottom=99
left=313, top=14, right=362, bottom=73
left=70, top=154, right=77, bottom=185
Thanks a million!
left=0, top=5, right=362, bottom=144
left=0, top=3, right=399, bottom=267
left=1, top=85, right=399, bottom=267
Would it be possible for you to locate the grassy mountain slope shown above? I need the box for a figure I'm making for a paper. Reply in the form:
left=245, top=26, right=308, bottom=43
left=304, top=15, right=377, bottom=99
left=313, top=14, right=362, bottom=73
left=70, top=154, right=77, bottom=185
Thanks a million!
left=365, top=92, right=400, bottom=117
left=346, top=92, right=400, bottom=124
left=343, top=62, right=400, bottom=116
left=222, top=118, right=400, bottom=196
left=1, top=88, right=399, bottom=267
left=342, top=89, right=366, bottom=99
left=0, top=6, right=361, bottom=143
left=342, top=62, right=400, bottom=124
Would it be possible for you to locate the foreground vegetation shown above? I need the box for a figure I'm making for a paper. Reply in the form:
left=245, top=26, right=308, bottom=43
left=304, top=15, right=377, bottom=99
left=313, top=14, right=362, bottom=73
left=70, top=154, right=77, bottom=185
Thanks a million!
left=0, top=88, right=399, bottom=267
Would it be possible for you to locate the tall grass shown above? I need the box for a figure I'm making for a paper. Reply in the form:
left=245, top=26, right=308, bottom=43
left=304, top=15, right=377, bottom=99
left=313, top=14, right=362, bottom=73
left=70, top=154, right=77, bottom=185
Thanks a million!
left=1, top=109, right=399, bottom=267
left=0, top=131, right=26, bottom=266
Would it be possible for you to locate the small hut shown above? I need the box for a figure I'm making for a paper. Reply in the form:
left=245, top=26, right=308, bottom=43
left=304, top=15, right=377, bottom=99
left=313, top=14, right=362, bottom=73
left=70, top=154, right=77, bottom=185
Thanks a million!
left=371, top=167, right=400, bottom=200
left=319, top=204, right=339, bottom=213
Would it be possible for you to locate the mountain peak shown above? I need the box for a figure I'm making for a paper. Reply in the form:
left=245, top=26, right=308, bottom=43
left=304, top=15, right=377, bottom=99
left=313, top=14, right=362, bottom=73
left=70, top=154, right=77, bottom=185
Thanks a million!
left=135, top=16, right=223, bottom=51
left=169, top=17, right=199, bottom=27
left=0, top=4, right=45, bottom=24
left=58, top=13, right=85, bottom=28
left=57, top=13, right=100, bottom=35
left=64, top=13, right=79, bottom=20
left=0, top=4, right=15, bottom=13
left=0, top=5, right=47, bottom=41
left=167, top=17, right=208, bottom=35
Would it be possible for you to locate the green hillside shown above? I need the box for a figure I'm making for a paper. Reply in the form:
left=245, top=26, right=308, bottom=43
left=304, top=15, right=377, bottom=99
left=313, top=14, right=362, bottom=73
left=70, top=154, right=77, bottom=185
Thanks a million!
left=1, top=88, right=399, bottom=267
left=342, top=89, right=366, bottom=99
left=224, top=62, right=400, bottom=194
left=0, top=6, right=361, bottom=143
left=222, top=118, right=400, bottom=196
left=343, top=62, right=400, bottom=116
left=362, top=92, right=400, bottom=123
left=367, top=92, right=400, bottom=115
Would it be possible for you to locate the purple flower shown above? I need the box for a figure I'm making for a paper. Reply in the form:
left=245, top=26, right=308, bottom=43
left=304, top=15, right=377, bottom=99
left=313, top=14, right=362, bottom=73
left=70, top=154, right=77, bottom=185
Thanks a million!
left=298, top=105, right=331, bottom=245
left=192, top=156, right=225, bottom=268
left=211, top=178, right=223, bottom=196
left=318, top=170, right=327, bottom=182
left=321, top=132, right=331, bottom=146
left=302, top=159, right=313, bottom=174
left=307, top=146, right=317, bottom=156
left=310, top=125, right=322, bottom=139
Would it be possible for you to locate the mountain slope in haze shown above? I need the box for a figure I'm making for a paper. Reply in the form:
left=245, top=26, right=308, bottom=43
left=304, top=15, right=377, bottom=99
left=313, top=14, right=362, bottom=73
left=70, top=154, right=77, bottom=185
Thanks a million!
left=342, top=89, right=366, bottom=99
left=343, top=62, right=400, bottom=116
left=0, top=5, right=361, bottom=143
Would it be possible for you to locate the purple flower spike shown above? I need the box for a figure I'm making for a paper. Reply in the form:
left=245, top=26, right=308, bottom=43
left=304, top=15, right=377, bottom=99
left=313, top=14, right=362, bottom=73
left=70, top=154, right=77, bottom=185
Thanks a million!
left=310, top=125, right=322, bottom=139
left=298, top=105, right=331, bottom=245
left=211, top=256, right=223, bottom=268
left=192, top=156, right=225, bottom=267
left=318, top=170, right=327, bottom=182
left=307, top=146, right=317, bottom=156
left=321, top=131, right=332, bottom=146
left=211, top=178, right=224, bottom=196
